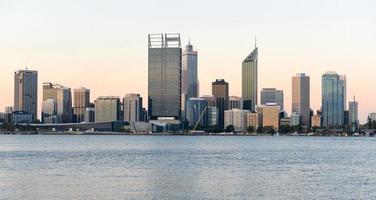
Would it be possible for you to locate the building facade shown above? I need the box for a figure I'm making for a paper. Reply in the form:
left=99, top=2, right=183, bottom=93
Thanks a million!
left=181, top=41, right=198, bottom=116
left=73, top=87, right=90, bottom=123
left=123, top=93, right=143, bottom=123
left=260, top=88, right=284, bottom=110
left=247, top=112, right=259, bottom=129
left=224, top=109, right=249, bottom=131
left=292, top=73, right=311, bottom=127
left=229, top=96, right=243, bottom=110
left=186, top=98, right=208, bottom=128
left=94, top=96, right=120, bottom=122
left=242, top=46, right=258, bottom=112
left=259, top=104, right=280, bottom=131
left=148, top=33, right=182, bottom=120
left=42, top=99, right=58, bottom=123
left=14, top=69, right=38, bottom=121
left=212, top=79, right=229, bottom=129
left=43, top=82, right=73, bottom=123
left=322, top=72, right=345, bottom=127
left=348, top=97, right=358, bottom=132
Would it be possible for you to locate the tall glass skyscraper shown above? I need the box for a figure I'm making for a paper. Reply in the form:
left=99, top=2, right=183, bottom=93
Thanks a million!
left=181, top=41, right=198, bottom=116
left=14, top=69, right=38, bottom=121
left=322, top=71, right=345, bottom=127
left=148, top=33, right=182, bottom=120
left=186, top=97, right=208, bottom=128
left=242, top=45, right=258, bottom=112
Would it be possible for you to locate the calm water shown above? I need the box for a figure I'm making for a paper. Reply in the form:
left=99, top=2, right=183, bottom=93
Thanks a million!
left=0, top=135, right=376, bottom=200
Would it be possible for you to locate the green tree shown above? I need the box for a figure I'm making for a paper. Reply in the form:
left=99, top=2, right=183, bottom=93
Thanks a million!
left=225, top=125, right=235, bottom=132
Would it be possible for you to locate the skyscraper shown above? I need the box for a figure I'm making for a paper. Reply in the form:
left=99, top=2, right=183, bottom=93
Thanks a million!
left=181, top=40, right=198, bottom=116
left=14, top=69, right=38, bottom=121
left=322, top=71, right=345, bottom=127
left=292, top=73, right=310, bottom=127
left=42, top=99, right=57, bottom=123
left=260, top=88, right=284, bottom=110
left=94, top=96, right=121, bottom=122
left=212, top=79, right=229, bottom=129
left=242, top=45, right=258, bottom=112
left=348, top=96, right=358, bottom=132
left=73, top=87, right=91, bottom=123
left=43, top=82, right=73, bottom=123
left=340, top=75, right=347, bottom=110
left=148, top=33, right=182, bottom=120
left=123, top=93, right=143, bottom=123
left=186, top=97, right=208, bottom=128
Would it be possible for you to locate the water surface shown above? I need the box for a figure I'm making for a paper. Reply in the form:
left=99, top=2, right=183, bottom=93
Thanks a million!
left=0, top=135, right=375, bottom=199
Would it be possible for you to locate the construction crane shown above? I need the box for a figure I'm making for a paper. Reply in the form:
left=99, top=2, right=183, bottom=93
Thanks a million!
left=192, top=106, right=208, bottom=131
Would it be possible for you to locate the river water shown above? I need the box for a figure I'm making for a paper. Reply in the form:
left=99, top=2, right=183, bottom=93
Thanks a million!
left=0, top=135, right=375, bottom=199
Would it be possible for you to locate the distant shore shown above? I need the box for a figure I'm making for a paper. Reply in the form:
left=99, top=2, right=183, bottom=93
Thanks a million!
left=0, top=131, right=372, bottom=137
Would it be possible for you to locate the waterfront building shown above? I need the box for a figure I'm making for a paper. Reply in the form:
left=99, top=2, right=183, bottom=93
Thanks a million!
left=242, top=44, right=258, bottom=112
left=258, top=104, right=280, bottom=131
left=94, top=96, right=121, bottom=122
left=340, top=75, right=347, bottom=110
left=311, top=114, right=322, bottom=128
left=322, top=72, right=345, bottom=127
left=260, top=88, right=284, bottom=110
left=290, top=113, right=300, bottom=126
left=73, top=87, right=90, bottom=123
left=207, top=106, right=218, bottom=127
left=212, top=79, right=229, bottom=129
left=292, top=73, right=310, bottom=127
left=181, top=40, right=198, bottom=116
left=43, top=82, right=73, bottom=123
left=224, top=109, right=250, bottom=131
left=348, top=96, right=358, bottom=132
left=14, top=69, right=38, bottom=121
left=247, top=112, right=259, bottom=129
left=123, top=93, right=143, bottom=123
left=11, top=111, right=33, bottom=123
left=186, top=98, right=208, bottom=128
left=229, top=96, right=243, bottom=110
left=42, top=99, right=58, bottom=123
left=148, top=33, right=182, bottom=120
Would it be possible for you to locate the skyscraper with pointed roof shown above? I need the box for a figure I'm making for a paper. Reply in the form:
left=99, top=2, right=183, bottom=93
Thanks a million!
left=242, top=42, right=258, bottom=112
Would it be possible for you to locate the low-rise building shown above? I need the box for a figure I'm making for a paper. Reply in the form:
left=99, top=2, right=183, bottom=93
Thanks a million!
left=224, top=109, right=249, bottom=131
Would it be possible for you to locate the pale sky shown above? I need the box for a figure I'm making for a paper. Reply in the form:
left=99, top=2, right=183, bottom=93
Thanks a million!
left=0, top=0, right=375, bottom=123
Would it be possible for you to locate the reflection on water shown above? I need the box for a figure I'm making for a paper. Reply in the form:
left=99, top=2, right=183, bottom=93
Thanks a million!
left=1, top=135, right=376, bottom=199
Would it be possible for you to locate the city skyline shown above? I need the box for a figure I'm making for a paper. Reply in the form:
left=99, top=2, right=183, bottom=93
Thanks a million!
left=1, top=0, right=375, bottom=123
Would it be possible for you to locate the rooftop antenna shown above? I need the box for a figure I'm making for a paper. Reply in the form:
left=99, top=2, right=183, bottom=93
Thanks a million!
left=254, top=34, right=257, bottom=48
left=188, top=36, right=191, bottom=45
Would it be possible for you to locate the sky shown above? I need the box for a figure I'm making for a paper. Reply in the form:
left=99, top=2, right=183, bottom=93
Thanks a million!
left=0, top=0, right=375, bottom=123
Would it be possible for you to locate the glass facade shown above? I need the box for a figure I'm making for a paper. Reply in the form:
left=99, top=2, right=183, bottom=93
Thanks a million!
left=148, top=34, right=182, bottom=120
left=14, top=70, right=38, bottom=121
left=186, top=98, right=208, bottom=128
left=242, top=47, right=258, bottom=112
left=322, top=72, right=345, bottom=127
left=181, top=42, right=198, bottom=116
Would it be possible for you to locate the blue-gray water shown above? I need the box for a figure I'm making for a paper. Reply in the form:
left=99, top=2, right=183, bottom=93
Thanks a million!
left=1, top=135, right=376, bottom=200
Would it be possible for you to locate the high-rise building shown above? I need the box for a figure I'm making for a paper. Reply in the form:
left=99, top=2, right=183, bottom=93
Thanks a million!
left=348, top=96, right=358, bottom=132
left=322, top=71, right=345, bottom=127
left=94, top=96, right=120, bottom=122
left=73, top=87, right=90, bottom=123
left=229, top=96, right=243, bottom=110
left=207, top=106, right=218, bottom=127
left=242, top=45, right=258, bottom=112
left=224, top=109, right=249, bottom=131
left=43, top=82, right=73, bottom=123
left=292, top=73, right=310, bottom=127
left=181, top=40, right=198, bottom=116
left=311, top=114, right=322, bottom=128
left=186, top=98, right=208, bottom=128
left=148, top=33, right=182, bottom=120
left=290, top=113, right=300, bottom=126
left=42, top=99, right=58, bottom=123
left=258, top=104, right=280, bottom=131
left=212, top=79, right=229, bottom=129
left=123, top=93, right=143, bottom=123
left=340, top=75, right=347, bottom=110
left=84, top=107, right=95, bottom=123
left=369, top=113, right=376, bottom=122
left=14, top=69, right=38, bottom=121
left=260, top=88, right=283, bottom=110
